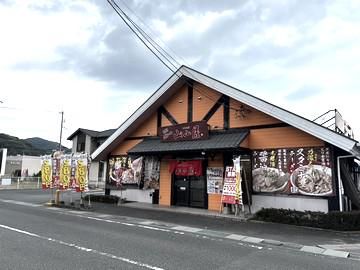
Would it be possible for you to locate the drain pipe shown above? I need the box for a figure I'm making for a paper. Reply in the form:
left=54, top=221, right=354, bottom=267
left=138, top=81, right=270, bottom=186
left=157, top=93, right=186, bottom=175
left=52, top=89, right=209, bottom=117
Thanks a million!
left=337, top=155, right=356, bottom=212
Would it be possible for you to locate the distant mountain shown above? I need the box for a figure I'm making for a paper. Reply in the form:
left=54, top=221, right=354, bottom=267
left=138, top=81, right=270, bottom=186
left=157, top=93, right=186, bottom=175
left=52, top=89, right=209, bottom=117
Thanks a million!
left=25, top=137, right=70, bottom=153
left=0, top=133, right=70, bottom=156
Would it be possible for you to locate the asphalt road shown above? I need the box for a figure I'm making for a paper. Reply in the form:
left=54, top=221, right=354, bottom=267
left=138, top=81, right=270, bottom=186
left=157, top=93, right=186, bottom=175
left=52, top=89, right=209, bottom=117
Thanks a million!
left=0, top=190, right=359, bottom=269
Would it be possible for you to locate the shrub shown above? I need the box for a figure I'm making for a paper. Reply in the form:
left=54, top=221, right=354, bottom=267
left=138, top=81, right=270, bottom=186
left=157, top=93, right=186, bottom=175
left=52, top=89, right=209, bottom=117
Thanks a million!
left=83, top=194, right=119, bottom=204
left=252, top=208, right=360, bottom=231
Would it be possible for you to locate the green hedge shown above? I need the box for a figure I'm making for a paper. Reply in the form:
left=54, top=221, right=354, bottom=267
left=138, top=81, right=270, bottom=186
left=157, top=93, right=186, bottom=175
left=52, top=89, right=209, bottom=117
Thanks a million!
left=83, top=194, right=119, bottom=204
left=253, top=208, right=360, bottom=231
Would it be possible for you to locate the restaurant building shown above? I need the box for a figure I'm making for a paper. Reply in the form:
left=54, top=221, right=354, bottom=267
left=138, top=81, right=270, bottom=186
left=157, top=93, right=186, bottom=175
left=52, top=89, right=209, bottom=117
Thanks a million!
left=92, top=66, right=360, bottom=214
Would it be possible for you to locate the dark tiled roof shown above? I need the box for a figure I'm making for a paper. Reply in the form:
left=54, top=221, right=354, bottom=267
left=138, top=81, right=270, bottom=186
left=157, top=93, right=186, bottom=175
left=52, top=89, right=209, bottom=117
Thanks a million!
left=98, top=129, right=117, bottom=138
left=67, top=128, right=116, bottom=140
left=128, top=130, right=249, bottom=155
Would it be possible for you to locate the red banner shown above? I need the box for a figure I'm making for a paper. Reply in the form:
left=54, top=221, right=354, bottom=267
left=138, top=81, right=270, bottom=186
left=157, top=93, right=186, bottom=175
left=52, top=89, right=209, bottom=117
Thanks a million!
left=169, top=160, right=203, bottom=176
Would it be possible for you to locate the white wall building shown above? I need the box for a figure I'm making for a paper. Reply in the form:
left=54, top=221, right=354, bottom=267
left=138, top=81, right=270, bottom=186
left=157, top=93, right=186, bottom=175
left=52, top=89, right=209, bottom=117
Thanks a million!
left=67, top=128, right=115, bottom=188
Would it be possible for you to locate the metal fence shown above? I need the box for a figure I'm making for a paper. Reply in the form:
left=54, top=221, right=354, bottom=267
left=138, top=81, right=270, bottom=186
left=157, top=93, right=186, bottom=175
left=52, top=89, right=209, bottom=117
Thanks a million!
left=0, top=177, right=105, bottom=190
left=0, top=177, right=41, bottom=189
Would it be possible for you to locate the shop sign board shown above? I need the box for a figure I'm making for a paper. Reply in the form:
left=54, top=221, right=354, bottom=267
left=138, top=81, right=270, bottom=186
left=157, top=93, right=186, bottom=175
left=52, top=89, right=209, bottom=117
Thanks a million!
left=222, top=166, right=242, bottom=204
left=160, top=121, right=208, bottom=142
left=207, top=167, right=223, bottom=194
left=252, top=147, right=333, bottom=197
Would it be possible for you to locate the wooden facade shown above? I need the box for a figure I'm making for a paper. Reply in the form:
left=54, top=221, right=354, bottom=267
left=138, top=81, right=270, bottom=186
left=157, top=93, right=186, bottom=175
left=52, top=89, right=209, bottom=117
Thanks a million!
left=109, top=80, right=325, bottom=210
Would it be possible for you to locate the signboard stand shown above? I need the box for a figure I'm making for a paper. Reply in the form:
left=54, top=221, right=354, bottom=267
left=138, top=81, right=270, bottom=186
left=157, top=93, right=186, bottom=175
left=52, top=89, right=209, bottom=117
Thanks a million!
left=220, top=166, right=242, bottom=216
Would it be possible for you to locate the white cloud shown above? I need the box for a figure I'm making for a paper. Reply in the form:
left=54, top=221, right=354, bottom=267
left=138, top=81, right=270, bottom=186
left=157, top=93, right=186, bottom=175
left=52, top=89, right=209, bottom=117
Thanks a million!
left=1, top=0, right=360, bottom=149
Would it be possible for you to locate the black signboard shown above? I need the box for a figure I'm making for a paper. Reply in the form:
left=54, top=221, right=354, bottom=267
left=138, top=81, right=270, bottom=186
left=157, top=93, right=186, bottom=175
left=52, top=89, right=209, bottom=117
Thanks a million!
left=160, top=121, right=209, bottom=142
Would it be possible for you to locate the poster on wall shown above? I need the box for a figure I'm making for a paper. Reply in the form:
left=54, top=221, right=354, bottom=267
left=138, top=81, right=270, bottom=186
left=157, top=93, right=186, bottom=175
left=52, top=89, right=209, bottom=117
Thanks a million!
left=252, top=147, right=333, bottom=196
left=143, top=156, right=160, bottom=190
left=206, top=167, right=223, bottom=194
left=107, top=156, right=131, bottom=189
left=107, top=156, right=160, bottom=190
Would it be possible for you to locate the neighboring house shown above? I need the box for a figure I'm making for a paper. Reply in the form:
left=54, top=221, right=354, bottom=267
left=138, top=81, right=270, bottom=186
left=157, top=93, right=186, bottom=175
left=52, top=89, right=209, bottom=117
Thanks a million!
left=67, top=128, right=116, bottom=188
left=4, top=155, right=41, bottom=177
left=91, top=65, right=360, bottom=213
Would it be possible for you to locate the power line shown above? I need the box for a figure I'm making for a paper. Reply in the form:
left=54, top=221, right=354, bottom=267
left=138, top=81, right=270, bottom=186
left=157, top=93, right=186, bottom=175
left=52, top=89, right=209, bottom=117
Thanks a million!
left=116, top=0, right=186, bottom=67
left=107, top=0, right=177, bottom=73
left=107, top=0, right=246, bottom=115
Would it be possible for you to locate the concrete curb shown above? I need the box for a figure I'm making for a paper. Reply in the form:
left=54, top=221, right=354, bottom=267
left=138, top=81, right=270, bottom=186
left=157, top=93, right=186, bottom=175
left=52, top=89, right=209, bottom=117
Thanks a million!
left=163, top=224, right=351, bottom=259
left=45, top=204, right=354, bottom=260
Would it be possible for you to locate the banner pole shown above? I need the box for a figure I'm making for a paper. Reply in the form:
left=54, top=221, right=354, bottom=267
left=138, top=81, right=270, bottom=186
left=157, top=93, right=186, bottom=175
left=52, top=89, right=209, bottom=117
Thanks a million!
left=88, top=193, right=91, bottom=207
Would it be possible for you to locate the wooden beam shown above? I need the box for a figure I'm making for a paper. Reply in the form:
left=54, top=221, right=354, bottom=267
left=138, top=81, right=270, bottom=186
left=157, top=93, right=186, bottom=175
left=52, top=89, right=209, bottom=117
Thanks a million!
left=187, top=81, right=193, bottom=122
left=202, top=95, right=226, bottom=122
left=160, top=106, right=178, bottom=125
left=223, top=95, right=229, bottom=130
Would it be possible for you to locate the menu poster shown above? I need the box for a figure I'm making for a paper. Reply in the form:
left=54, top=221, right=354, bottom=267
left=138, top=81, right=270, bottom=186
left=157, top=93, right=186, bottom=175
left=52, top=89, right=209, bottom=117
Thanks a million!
left=222, top=167, right=238, bottom=204
left=252, top=147, right=333, bottom=197
left=143, top=156, right=160, bottom=190
left=107, top=156, right=133, bottom=189
left=207, top=167, right=224, bottom=194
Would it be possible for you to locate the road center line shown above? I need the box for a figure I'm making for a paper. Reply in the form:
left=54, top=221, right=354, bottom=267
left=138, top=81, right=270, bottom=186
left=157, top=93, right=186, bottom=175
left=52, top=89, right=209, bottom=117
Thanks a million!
left=0, top=223, right=164, bottom=270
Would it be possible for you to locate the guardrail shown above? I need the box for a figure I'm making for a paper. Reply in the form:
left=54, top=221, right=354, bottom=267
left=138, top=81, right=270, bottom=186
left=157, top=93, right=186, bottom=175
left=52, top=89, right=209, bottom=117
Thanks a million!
left=0, top=177, right=106, bottom=190
left=0, top=177, right=41, bottom=189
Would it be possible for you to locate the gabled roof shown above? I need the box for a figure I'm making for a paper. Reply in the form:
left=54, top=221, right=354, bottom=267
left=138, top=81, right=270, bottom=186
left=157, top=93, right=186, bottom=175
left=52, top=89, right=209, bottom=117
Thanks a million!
left=92, top=65, right=360, bottom=160
left=67, top=128, right=116, bottom=140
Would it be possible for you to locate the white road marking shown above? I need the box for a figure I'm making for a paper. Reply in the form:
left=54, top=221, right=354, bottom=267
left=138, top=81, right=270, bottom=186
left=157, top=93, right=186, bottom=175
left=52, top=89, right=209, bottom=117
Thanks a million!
left=139, top=221, right=155, bottom=225
left=0, top=223, right=164, bottom=270
left=138, top=225, right=170, bottom=232
left=0, top=199, right=40, bottom=207
left=171, top=226, right=202, bottom=233
left=226, top=234, right=246, bottom=241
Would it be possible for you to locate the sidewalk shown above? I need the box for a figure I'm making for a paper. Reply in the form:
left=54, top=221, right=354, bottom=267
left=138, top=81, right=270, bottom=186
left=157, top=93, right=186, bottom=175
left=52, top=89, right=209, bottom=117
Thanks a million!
left=70, top=199, right=360, bottom=258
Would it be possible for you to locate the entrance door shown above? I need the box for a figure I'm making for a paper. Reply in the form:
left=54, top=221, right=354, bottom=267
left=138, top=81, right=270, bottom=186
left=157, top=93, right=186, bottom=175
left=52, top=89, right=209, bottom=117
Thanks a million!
left=189, top=176, right=206, bottom=208
left=173, top=175, right=206, bottom=208
left=174, top=176, right=189, bottom=206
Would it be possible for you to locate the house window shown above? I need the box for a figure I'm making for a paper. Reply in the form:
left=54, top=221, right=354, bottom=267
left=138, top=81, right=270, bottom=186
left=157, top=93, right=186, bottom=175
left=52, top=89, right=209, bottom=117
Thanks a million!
left=98, top=161, right=105, bottom=181
left=77, top=134, right=86, bottom=152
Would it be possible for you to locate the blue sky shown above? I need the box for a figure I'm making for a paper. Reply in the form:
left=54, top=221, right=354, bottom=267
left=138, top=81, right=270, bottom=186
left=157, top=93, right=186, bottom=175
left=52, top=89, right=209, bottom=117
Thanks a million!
left=0, top=0, right=359, bottom=147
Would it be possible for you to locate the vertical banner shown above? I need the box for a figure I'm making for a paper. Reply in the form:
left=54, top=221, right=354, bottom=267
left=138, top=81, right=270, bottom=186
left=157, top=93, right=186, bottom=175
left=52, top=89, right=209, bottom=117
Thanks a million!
left=75, top=154, right=88, bottom=192
left=40, top=153, right=89, bottom=192
left=206, top=167, right=224, bottom=194
left=70, top=154, right=78, bottom=189
left=41, top=155, right=52, bottom=189
left=233, top=157, right=243, bottom=205
left=59, top=154, right=72, bottom=190
left=52, top=151, right=62, bottom=188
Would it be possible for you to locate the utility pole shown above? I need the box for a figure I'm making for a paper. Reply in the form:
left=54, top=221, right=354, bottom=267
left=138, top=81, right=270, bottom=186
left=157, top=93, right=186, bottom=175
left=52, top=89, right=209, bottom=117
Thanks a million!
left=59, top=111, right=64, bottom=151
